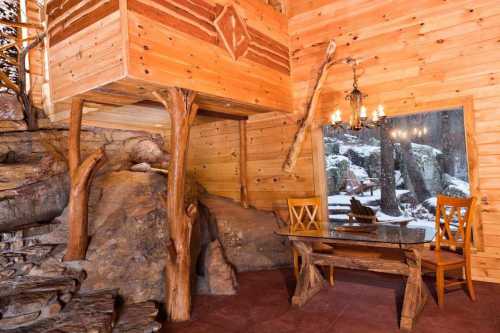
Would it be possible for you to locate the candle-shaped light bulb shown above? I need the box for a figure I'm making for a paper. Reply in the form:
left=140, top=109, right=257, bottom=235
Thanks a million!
left=336, top=109, right=342, bottom=123
left=360, top=106, right=367, bottom=119
left=372, top=111, right=379, bottom=122
left=377, top=104, right=385, bottom=117
left=423, top=126, right=428, bottom=135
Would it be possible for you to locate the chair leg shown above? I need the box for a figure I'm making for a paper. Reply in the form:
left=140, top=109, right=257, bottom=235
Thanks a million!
left=436, top=267, right=445, bottom=308
left=293, top=248, right=299, bottom=279
left=329, top=265, right=335, bottom=287
left=464, top=264, right=476, bottom=301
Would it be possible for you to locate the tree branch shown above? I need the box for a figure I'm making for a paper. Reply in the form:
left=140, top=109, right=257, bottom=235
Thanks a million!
left=282, top=40, right=337, bottom=173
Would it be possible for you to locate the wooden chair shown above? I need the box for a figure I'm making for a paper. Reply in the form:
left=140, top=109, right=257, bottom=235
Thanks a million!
left=348, top=197, right=377, bottom=224
left=288, top=197, right=334, bottom=286
left=421, top=195, right=476, bottom=308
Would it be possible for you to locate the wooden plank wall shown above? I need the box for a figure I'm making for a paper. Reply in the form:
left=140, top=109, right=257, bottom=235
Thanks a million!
left=187, top=112, right=315, bottom=210
left=126, top=0, right=292, bottom=113
left=288, top=0, right=500, bottom=283
left=46, top=0, right=124, bottom=106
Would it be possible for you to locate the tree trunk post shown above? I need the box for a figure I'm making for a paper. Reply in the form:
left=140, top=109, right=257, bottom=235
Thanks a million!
left=64, top=98, right=106, bottom=261
left=239, top=120, right=249, bottom=208
left=282, top=40, right=337, bottom=173
left=380, top=119, right=400, bottom=216
left=153, top=88, right=198, bottom=322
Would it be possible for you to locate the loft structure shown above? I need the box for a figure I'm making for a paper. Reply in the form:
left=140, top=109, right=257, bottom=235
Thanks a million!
left=44, top=0, right=292, bottom=130
left=0, top=0, right=499, bottom=332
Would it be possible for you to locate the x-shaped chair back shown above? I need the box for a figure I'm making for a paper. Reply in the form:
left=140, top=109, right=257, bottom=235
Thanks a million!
left=435, top=195, right=475, bottom=253
left=288, top=197, right=322, bottom=232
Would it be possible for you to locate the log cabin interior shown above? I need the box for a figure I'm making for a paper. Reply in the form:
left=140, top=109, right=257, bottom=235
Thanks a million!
left=0, top=0, right=500, bottom=332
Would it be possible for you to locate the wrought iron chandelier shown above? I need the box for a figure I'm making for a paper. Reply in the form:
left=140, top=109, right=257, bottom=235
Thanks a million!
left=330, top=58, right=386, bottom=131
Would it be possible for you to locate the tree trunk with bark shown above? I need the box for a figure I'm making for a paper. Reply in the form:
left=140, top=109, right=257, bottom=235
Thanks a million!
left=400, top=140, right=431, bottom=203
left=440, top=111, right=454, bottom=175
left=379, top=120, right=400, bottom=216
left=153, top=88, right=198, bottom=322
left=64, top=98, right=106, bottom=261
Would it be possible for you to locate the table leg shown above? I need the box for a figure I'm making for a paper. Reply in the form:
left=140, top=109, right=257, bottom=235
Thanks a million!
left=400, top=248, right=428, bottom=331
left=291, top=240, right=327, bottom=307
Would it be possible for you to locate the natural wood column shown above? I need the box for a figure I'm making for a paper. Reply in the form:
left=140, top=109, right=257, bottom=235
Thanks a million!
left=239, top=120, right=249, bottom=208
left=153, top=88, right=198, bottom=322
left=64, top=98, right=106, bottom=261
left=282, top=40, right=336, bottom=173
left=291, top=240, right=328, bottom=306
left=400, top=248, right=428, bottom=331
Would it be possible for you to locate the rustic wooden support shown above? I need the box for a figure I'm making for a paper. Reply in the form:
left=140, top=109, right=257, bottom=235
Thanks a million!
left=0, top=11, right=47, bottom=131
left=239, top=120, right=249, bottom=208
left=64, top=98, right=106, bottom=261
left=289, top=237, right=428, bottom=330
left=0, top=19, right=43, bottom=30
left=291, top=240, right=328, bottom=306
left=18, top=32, right=47, bottom=130
left=282, top=40, right=337, bottom=173
left=153, top=88, right=198, bottom=322
left=400, top=249, right=428, bottom=331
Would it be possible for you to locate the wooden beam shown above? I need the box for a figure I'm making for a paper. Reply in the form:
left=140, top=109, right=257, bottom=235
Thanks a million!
left=239, top=120, right=249, bottom=208
left=197, top=109, right=249, bottom=121
left=153, top=88, right=198, bottom=322
left=64, top=98, right=106, bottom=261
left=282, top=40, right=336, bottom=173
left=0, top=19, right=43, bottom=30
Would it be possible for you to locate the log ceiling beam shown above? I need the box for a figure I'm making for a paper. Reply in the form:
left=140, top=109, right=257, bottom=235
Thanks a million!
left=198, top=109, right=249, bottom=121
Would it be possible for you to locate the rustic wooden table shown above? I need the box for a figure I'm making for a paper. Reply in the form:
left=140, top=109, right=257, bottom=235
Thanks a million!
left=277, top=224, right=436, bottom=331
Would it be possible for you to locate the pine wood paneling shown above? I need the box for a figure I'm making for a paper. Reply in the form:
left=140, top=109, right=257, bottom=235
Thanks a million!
left=288, top=0, right=500, bottom=283
left=187, top=113, right=315, bottom=210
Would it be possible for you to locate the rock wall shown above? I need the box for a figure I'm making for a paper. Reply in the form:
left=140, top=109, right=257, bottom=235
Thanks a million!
left=0, top=126, right=167, bottom=232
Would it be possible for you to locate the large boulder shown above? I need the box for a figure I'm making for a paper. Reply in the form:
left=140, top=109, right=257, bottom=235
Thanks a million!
left=200, top=194, right=291, bottom=272
left=441, top=174, right=470, bottom=198
left=397, top=142, right=443, bottom=195
left=196, top=240, right=238, bottom=295
left=325, top=155, right=350, bottom=194
left=344, top=146, right=381, bottom=179
left=79, top=171, right=170, bottom=303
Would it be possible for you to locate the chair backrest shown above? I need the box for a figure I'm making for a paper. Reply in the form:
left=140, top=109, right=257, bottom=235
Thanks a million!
left=434, top=195, right=476, bottom=252
left=287, top=197, right=322, bottom=232
left=349, top=197, right=376, bottom=224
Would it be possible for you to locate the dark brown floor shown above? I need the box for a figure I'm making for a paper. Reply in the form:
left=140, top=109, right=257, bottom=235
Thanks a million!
left=163, top=269, right=500, bottom=333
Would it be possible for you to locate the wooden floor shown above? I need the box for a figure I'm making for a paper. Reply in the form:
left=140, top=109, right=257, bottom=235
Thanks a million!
left=163, top=268, right=500, bottom=333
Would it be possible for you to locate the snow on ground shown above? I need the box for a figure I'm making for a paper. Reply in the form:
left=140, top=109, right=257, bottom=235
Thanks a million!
left=350, top=164, right=369, bottom=181
left=328, top=189, right=410, bottom=205
left=443, top=174, right=470, bottom=197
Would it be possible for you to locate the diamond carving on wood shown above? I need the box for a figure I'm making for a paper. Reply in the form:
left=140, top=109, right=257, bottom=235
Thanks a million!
left=214, top=4, right=251, bottom=61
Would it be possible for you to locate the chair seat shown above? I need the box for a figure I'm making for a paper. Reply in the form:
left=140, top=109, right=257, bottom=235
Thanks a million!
left=421, top=248, right=465, bottom=267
